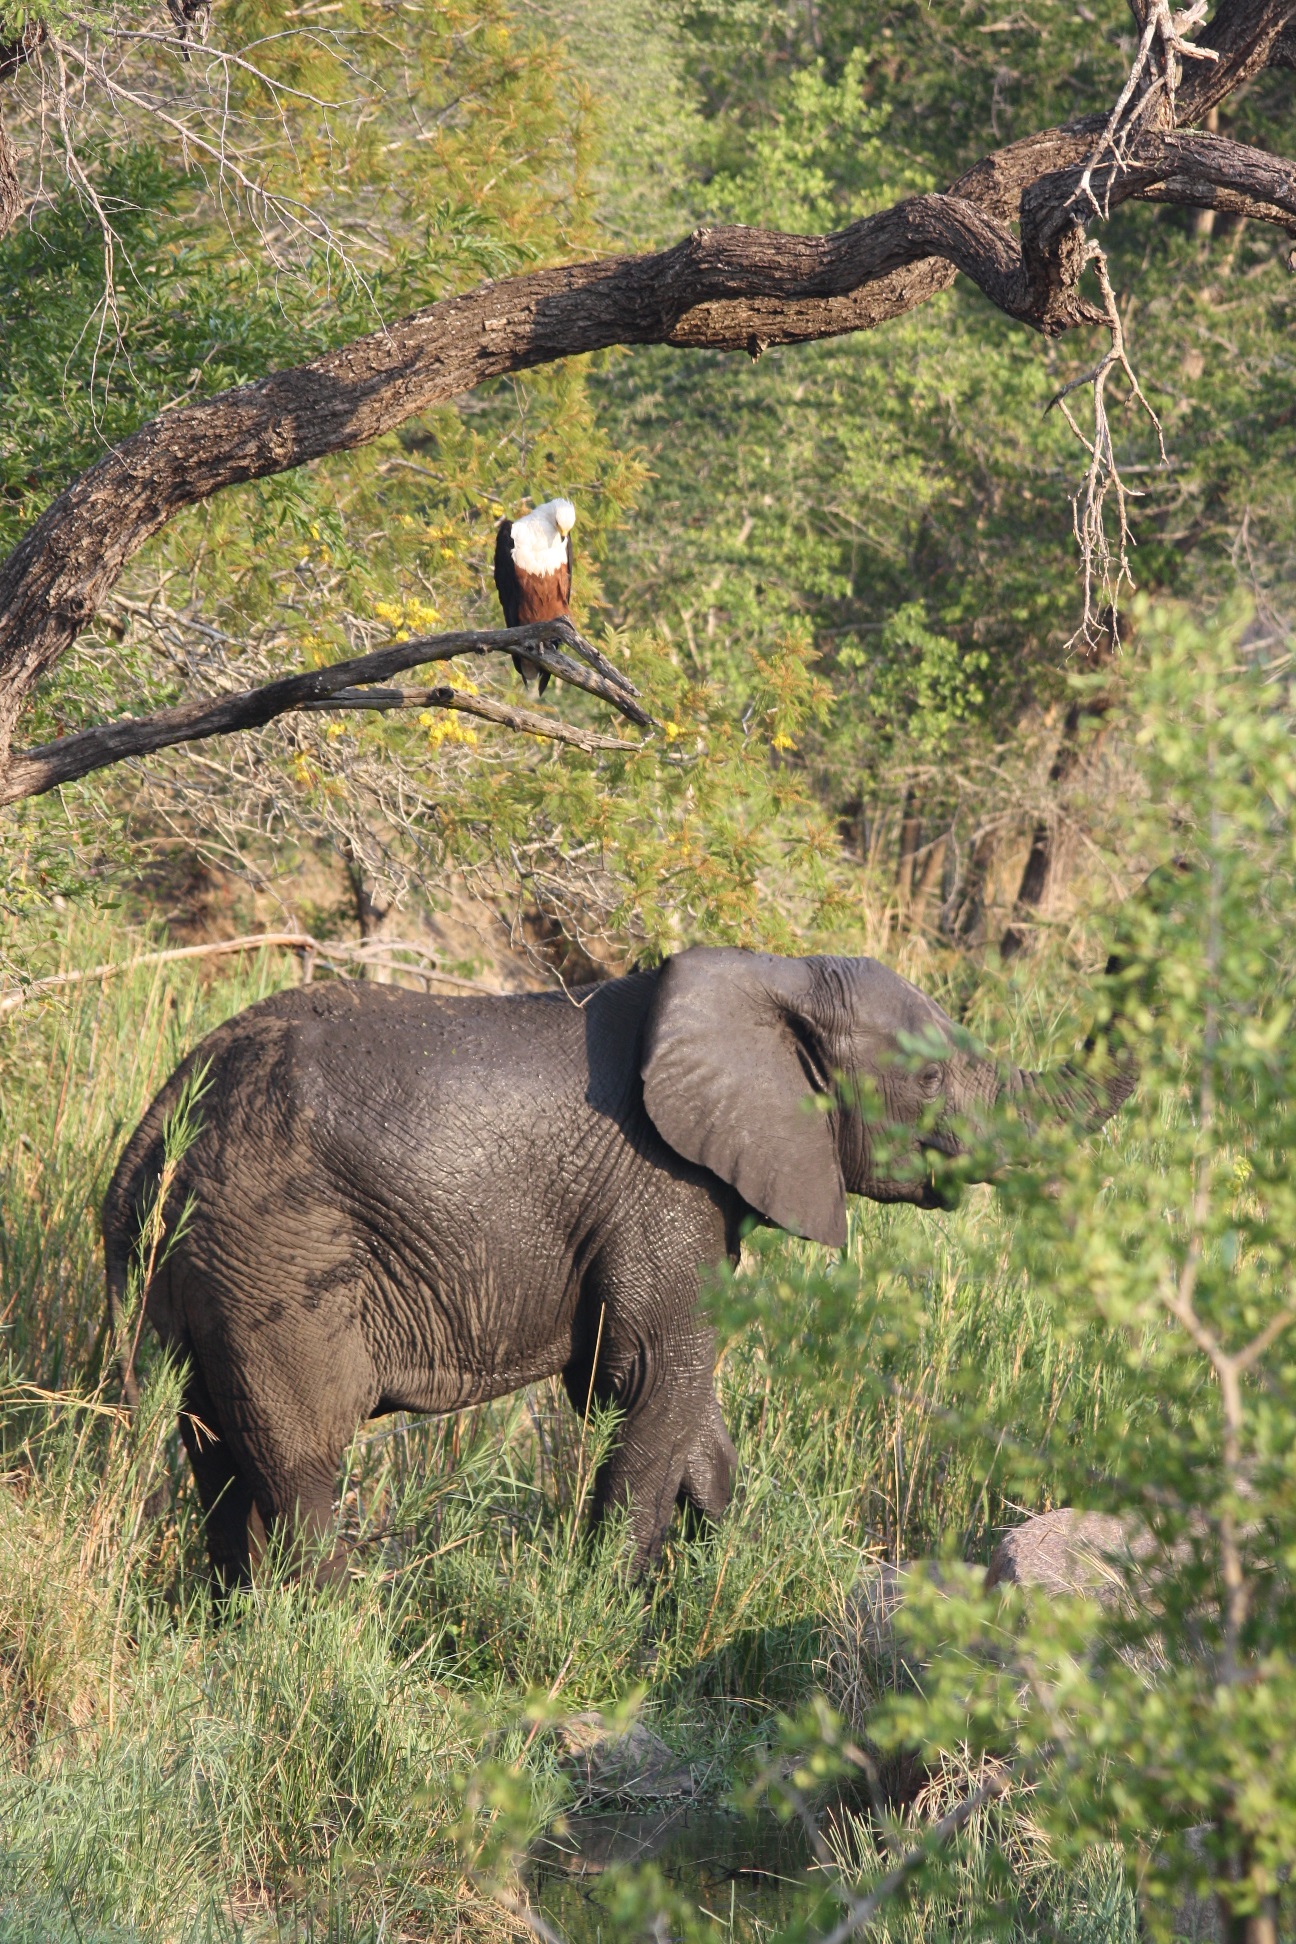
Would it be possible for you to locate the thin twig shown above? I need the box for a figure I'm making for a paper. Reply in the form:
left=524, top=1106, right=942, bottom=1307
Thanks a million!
left=54, top=33, right=368, bottom=281
left=1072, top=0, right=1218, bottom=221
left=302, top=684, right=646, bottom=753
left=0, top=931, right=502, bottom=1020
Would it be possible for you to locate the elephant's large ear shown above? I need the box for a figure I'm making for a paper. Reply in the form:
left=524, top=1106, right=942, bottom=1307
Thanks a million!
left=641, top=947, right=846, bottom=1248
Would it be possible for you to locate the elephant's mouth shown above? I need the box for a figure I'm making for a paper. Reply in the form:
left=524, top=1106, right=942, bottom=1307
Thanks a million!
left=920, top=1131, right=966, bottom=1210
left=863, top=1157, right=964, bottom=1211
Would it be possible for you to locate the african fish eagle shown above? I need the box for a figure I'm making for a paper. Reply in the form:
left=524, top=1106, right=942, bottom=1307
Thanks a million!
left=493, top=497, right=576, bottom=693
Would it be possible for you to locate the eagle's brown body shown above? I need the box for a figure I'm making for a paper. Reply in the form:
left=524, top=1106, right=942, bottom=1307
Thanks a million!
left=495, top=548, right=571, bottom=625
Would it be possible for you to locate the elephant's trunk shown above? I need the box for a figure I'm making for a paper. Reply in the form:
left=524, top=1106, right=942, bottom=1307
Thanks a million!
left=998, top=1055, right=1134, bottom=1133
left=996, top=947, right=1135, bottom=1134
left=1003, top=1022, right=1135, bottom=1136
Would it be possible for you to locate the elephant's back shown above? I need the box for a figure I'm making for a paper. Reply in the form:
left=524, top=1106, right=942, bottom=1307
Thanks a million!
left=105, top=973, right=657, bottom=1257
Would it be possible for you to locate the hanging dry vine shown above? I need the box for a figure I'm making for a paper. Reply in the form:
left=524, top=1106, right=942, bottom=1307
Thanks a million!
left=1048, top=242, right=1170, bottom=647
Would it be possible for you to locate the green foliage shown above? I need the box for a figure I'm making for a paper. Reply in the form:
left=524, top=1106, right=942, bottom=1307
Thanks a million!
left=701, top=48, right=931, bottom=232
left=715, top=608, right=1296, bottom=1937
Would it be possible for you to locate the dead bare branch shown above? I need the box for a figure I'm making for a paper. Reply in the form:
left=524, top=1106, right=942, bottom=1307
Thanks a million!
left=1048, top=244, right=1168, bottom=644
left=0, top=620, right=650, bottom=805
left=302, top=685, right=645, bottom=754
left=1074, top=0, right=1219, bottom=223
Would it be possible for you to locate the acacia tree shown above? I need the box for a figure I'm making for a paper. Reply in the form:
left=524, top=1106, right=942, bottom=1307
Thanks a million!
left=0, top=0, right=1294, bottom=817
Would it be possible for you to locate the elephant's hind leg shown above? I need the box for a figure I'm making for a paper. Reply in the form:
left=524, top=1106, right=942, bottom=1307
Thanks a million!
left=180, top=1370, right=261, bottom=1596
left=184, top=1364, right=354, bottom=1590
left=238, top=1425, right=354, bottom=1588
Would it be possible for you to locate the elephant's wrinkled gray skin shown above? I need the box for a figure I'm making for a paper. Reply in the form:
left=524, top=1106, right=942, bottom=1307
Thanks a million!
left=103, top=948, right=1130, bottom=1588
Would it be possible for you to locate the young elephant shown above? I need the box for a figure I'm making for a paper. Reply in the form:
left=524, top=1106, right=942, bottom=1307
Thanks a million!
left=103, top=948, right=1129, bottom=1587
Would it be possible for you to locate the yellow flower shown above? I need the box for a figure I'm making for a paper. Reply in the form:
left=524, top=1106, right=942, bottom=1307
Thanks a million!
left=325, top=721, right=345, bottom=740
left=664, top=721, right=681, bottom=742
left=771, top=732, right=795, bottom=751
left=424, top=716, right=479, bottom=749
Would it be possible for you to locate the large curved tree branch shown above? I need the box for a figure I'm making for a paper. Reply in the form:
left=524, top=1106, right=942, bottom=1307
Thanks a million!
left=1177, top=0, right=1296, bottom=117
left=2, top=0, right=1295, bottom=786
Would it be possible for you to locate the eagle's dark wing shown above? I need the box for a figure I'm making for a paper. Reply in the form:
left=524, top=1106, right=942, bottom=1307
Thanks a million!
left=493, top=519, right=520, bottom=627
left=494, top=518, right=535, bottom=684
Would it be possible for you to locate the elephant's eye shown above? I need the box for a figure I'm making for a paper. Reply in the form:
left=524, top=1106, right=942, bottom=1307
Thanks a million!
left=919, top=1062, right=944, bottom=1096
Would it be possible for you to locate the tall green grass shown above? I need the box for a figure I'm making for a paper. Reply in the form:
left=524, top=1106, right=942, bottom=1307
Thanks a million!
left=0, top=916, right=1143, bottom=1941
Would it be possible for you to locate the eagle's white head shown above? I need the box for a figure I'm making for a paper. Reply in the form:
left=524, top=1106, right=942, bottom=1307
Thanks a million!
left=510, top=497, right=576, bottom=576
left=535, top=496, right=576, bottom=539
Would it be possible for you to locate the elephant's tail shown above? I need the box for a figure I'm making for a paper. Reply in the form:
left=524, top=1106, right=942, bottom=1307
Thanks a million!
left=102, top=1078, right=180, bottom=1409
left=103, top=1241, right=139, bottom=1409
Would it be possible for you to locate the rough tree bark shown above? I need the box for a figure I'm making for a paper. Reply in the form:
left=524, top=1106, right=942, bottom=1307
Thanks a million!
left=0, top=23, right=44, bottom=245
left=0, top=116, right=18, bottom=241
left=0, top=0, right=1294, bottom=794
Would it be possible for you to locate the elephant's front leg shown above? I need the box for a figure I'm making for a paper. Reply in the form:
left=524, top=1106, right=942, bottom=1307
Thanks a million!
left=588, top=1369, right=737, bottom=1571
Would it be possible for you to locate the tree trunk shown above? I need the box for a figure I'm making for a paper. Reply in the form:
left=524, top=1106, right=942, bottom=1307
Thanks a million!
left=1000, top=627, right=1116, bottom=957
left=897, top=792, right=921, bottom=906
left=947, top=828, right=997, bottom=948
left=999, top=815, right=1055, bottom=960
left=1219, top=1890, right=1279, bottom=1943
left=0, top=21, right=45, bottom=245
left=342, top=845, right=390, bottom=981
left=0, top=114, right=19, bottom=243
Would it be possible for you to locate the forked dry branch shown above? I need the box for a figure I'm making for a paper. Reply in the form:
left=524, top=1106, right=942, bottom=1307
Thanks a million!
left=1, top=0, right=1295, bottom=796
left=0, top=618, right=649, bottom=805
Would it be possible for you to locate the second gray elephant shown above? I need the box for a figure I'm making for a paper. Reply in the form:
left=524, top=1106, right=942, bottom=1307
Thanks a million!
left=103, top=947, right=1130, bottom=1588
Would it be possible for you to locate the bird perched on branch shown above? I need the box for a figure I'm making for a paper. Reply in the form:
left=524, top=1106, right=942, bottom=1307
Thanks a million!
left=493, top=497, right=576, bottom=694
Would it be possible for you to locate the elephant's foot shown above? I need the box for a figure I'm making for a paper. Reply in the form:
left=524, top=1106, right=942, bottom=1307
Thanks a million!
left=677, top=1408, right=738, bottom=1527
left=590, top=1388, right=738, bottom=1575
left=255, top=1466, right=352, bottom=1589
